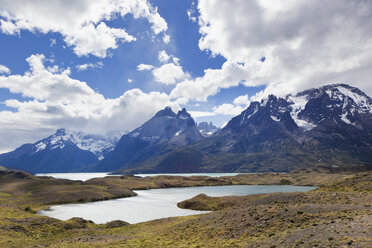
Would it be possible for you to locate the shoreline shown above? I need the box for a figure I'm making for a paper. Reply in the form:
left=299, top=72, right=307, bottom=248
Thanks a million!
left=0, top=169, right=370, bottom=247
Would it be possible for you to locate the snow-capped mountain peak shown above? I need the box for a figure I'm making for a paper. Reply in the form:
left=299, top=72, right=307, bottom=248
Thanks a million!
left=324, top=84, right=372, bottom=112
left=34, top=129, right=122, bottom=160
left=290, top=84, right=372, bottom=128
left=227, top=84, right=372, bottom=132
left=286, top=94, right=317, bottom=130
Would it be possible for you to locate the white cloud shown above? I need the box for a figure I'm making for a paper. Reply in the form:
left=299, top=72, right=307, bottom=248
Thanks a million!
left=76, top=61, right=103, bottom=71
left=158, top=50, right=180, bottom=65
left=187, top=1, right=198, bottom=23
left=0, top=0, right=169, bottom=58
left=128, top=78, right=133, bottom=83
left=185, top=0, right=372, bottom=101
left=152, top=63, right=189, bottom=85
left=50, top=38, right=56, bottom=47
left=187, top=9, right=197, bottom=23
left=188, top=111, right=215, bottom=118
left=212, top=103, right=244, bottom=116
left=0, top=64, right=10, bottom=74
left=158, top=50, right=170, bottom=64
left=233, top=94, right=250, bottom=106
left=211, top=94, right=250, bottom=117
left=163, top=34, right=170, bottom=44
left=173, top=97, right=189, bottom=106
left=170, top=60, right=261, bottom=101
left=0, top=54, right=178, bottom=152
left=172, top=57, right=180, bottom=65
left=65, top=22, right=135, bottom=58
left=137, top=63, right=154, bottom=71
left=138, top=52, right=187, bottom=85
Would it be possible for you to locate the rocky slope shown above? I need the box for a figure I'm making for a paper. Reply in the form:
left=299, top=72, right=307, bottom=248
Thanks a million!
left=1, top=84, right=371, bottom=174
left=197, top=121, right=220, bottom=137
left=0, top=129, right=121, bottom=173
left=1, top=168, right=370, bottom=247
left=119, top=84, right=372, bottom=173
left=92, top=107, right=204, bottom=172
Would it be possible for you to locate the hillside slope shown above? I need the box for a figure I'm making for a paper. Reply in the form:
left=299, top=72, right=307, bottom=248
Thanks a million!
left=93, top=107, right=204, bottom=172
left=118, top=84, right=372, bottom=173
left=0, top=129, right=120, bottom=173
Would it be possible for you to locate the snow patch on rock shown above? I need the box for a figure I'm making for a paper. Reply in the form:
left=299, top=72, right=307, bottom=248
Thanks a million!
left=33, top=129, right=122, bottom=159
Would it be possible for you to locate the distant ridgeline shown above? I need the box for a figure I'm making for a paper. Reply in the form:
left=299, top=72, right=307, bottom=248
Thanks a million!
left=1, top=84, right=371, bottom=173
left=0, top=129, right=121, bottom=173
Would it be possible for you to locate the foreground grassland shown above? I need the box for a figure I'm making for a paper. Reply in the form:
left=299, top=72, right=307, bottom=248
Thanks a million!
left=0, top=169, right=370, bottom=247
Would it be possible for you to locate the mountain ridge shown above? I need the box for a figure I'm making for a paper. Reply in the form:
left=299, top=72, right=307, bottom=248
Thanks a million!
left=1, top=83, right=371, bottom=174
left=91, top=107, right=204, bottom=172
left=0, top=129, right=121, bottom=173
left=117, top=84, right=372, bottom=174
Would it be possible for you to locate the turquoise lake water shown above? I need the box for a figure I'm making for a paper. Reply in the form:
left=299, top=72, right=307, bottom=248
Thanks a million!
left=38, top=184, right=316, bottom=224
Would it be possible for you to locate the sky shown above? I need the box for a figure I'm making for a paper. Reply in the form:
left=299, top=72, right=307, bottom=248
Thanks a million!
left=0, top=0, right=372, bottom=153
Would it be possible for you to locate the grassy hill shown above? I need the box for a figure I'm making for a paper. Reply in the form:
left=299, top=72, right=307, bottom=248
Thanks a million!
left=0, top=169, right=370, bottom=247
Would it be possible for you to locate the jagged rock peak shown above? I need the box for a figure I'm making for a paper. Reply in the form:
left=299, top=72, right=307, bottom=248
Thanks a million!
left=128, top=107, right=199, bottom=141
left=291, top=84, right=372, bottom=110
left=177, top=108, right=189, bottom=116
left=177, top=108, right=192, bottom=120
left=286, top=83, right=372, bottom=127
left=55, top=128, right=66, bottom=135
left=154, top=106, right=176, bottom=118
left=225, top=83, right=372, bottom=132
left=152, top=107, right=194, bottom=121
left=197, top=121, right=220, bottom=137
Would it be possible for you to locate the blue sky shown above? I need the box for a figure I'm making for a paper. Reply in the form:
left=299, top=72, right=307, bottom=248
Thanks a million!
left=0, top=0, right=262, bottom=126
left=0, top=0, right=371, bottom=152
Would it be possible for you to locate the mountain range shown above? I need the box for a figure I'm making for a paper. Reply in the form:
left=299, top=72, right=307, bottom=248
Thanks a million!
left=1, top=84, right=371, bottom=173
left=91, top=107, right=204, bottom=172
left=0, top=129, right=121, bottom=173
left=116, top=84, right=372, bottom=173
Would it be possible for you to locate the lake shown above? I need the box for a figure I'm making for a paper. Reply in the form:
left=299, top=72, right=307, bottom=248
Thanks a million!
left=35, top=172, right=244, bottom=181
left=38, top=185, right=316, bottom=224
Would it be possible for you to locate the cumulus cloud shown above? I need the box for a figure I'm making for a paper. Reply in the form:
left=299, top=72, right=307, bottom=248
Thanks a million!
left=128, top=78, right=133, bottom=83
left=76, top=61, right=103, bottom=71
left=0, top=54, right=178, bottom=152
left=233, top=94, right=250, bottom=106
left=137, top=63, right=154, bottom=71
left=211, top=94, right=250, bottom=116
left=152, top=63, right=189, bottom=85
left=0, top=0, right=168, bottom=58
left=158, top=50, right=180, bottom=65
left=170, top=61, right=261, bottom=101
left=0, top=64, right=10, bottom=74
left=137, top=52, right=189, bottom=85
left=179, top=0, right=372, bottom=117
left=158, top=50, right=170, bottom=64
left=179, top=0, right=372, bottom=103
left=212, top=103, right=244, bottom=116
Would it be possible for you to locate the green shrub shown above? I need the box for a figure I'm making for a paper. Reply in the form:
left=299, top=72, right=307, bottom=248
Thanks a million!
left=280, top=179, right=293, bottom=185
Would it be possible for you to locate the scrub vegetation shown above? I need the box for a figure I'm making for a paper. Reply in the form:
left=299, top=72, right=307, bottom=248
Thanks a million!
left=0, top=169, right=370, bottom=247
